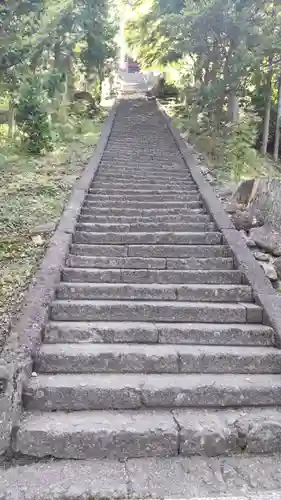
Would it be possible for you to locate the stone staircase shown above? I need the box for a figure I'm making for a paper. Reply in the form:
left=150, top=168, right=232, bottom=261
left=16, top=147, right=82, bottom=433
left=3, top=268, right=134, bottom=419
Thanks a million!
left=13, top=99, right=281, bottom=461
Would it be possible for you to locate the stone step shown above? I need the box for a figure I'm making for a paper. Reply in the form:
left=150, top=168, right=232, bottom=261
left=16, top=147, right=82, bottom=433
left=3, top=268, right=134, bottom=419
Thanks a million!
left=70, top=244, right=231, bottom=258
left=66, top=256, right=167, bottom=269
left=97, top=171, right=191, bottom=179
left=97, top=173, right=187, bottom=179
left=62, top=268, right=238, bottom=284
left=100, top=158, right=185, bottom=164
left=50, top=300, right=262, bottom=323
left=14, top=407, right=281, bottom=460
left=67, top=256, right=234, bottom=271
left=97, top=167, right=188, bottom=172
left=93, top=182, right=196, bottom=189
left=94, top=179, right=193, bottom=187
left=75, top=222, right=216, bottom=233
left=85, top=193, right=201, bottom=202
left=81, top=207, right=207, bottom=216
left=99, top=163, right=186, bottom=169
left=4, top=455, right=281, bottom=498
left=36, top=343, right=280, bottom=374
left=56, top=283, right=252, bottom=302
left=44, top=321, right=274, bottom=346
left=83, top=200, right=203, bottom=209
left=88, top=189, right=198, bottom=195
left=73, top=231, right=222, bottom=245
left=96, top=175, right=193, bottom=183
left=79, top=214, right=211, bottom=224
left=23, top=373, right=281, bottom=411
left=79, top=211, right=211, bottom=224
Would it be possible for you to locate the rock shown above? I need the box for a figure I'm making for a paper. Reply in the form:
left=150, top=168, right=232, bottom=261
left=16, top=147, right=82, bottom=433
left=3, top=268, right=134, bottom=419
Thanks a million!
left=239, top=230, right=256, bottom=248
left=250, top=226, right=281, bottom=257
left=254, top=252, right=270, bottom=262
left=251, top=208, right=265, bottom=227
left=224, top=202, right=242, bottom=214
left=273, top=256, right=281, bottom=279
left=231, top=210, right=253, bottom=232
left=31, top=222, right=57, bottom=235
left=246, top=238, right=256, bottom=249
left=218, top=188, right=233, bottom=198
left=206, top=173, right=215, bottom=184
left=31, top=235, right=44, bottom=246
left=233, top=179, right=255, bottom=205
left=259, top=262, right=278, bottom=282
left=200, top=166, right=210, bottom=175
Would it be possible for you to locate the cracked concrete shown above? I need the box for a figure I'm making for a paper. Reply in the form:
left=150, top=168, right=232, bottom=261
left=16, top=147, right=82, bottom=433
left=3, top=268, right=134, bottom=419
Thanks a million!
left=2, top=455, right=281, bottom=499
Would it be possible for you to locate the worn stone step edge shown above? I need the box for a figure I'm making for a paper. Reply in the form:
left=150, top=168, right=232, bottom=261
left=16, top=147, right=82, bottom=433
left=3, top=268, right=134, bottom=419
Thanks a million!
left=13, top=407, right=281, bottom=460
left=79, top=214, right=211, bottom=223
left=35, top=343, right=280, bottom=374
left=44, top=321, right=275, bottom=346
left=69, top=244, right=232, bottom=258
left=85, top=194, right=201, bottom=201
left=73, top=232, right=222, bottom=245
left=81, top=207, right=208, bottom=216
left=2, top=455, right=281, bottom=500
left=96, top=173, right=193, bottom=179
left=75, top=222, right=216, bottom=233
left=88, top=189, right=198, bottom=194
left=62, top=268, right=239, bottom=284
left=93, top=182, right=197, bottom=189
left=82, top=201, right=203, bottom=208
left=23, top=373, right=281, bottom=411
left=56, top=283, right=252, bottom=303
left=66, top=256, right=234, bottom=271
left=50, top=300, right=262, bottom=323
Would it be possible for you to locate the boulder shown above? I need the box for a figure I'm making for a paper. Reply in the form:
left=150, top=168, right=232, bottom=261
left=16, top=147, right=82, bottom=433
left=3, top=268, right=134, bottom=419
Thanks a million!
left=233, top=179, right=255, bottom=205
left=239, top=230, right=256, bottom=248
left=224, top=201, right=243, bottom=214
left=249, top=226, right=281, bottom=256
left=259, top=262, right=278, bottom=282
left=254, top=252, right=270, bottom=262
left=251, top=208, right=265, bottom=227
left=273, top=257, right=281, bottom=279
left=217, top=187, right=233, bottom=198
left=231, top=210, right=253, bottom=232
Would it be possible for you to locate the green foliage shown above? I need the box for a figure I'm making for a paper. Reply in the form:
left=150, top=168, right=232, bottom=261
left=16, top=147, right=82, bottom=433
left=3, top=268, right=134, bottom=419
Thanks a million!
left=15, top=75, right=53, bottom=154
left=222, top=113, right=262, bottom=181
left=124, top=0, right=281, bottom=172
left=44, top=70, right=66, bottom=99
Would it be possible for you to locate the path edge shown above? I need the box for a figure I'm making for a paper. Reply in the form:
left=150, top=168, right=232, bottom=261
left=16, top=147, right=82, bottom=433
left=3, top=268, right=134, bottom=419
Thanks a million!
left=0, top=101, right=119, bottom=456
left=158, top=102, right=281, bottom=347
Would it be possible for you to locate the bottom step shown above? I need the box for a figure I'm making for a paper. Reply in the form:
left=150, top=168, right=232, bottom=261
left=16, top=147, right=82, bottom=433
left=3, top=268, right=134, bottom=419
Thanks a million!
left=2, top=456, right=281, bottom=500
left=14, top=407, right=281, bottom=460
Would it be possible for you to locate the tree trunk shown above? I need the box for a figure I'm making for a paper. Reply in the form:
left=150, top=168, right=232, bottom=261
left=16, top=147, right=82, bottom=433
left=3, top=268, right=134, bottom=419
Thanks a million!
left=227, top=91, right=239, bottom=123
left=261, top=56, right=273, bottom=155
left=65, top=55, right=74, bottom=102
left=273, top=74, right=281, bottom=162
left=8, top=99, right=15, bottom=138
left=54, top=42, right=61, bottom=68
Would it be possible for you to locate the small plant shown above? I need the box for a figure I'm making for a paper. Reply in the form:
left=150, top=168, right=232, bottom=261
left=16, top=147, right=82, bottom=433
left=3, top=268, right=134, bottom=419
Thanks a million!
left=222, top=112, right=262, bottom=180
left=16, top=75, right=53, bottom=154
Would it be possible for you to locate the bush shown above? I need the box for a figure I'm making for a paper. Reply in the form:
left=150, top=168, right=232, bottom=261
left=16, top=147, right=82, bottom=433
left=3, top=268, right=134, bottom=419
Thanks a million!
left=222, top=112, right=262, bottom=180
left=162, top=82, right=179, bottom=98
left=16, top=75, right=53, bottom=154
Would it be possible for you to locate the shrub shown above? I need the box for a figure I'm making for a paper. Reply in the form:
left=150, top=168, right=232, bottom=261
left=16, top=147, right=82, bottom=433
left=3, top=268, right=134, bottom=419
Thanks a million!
left=16, top=75, right=53, bottom=154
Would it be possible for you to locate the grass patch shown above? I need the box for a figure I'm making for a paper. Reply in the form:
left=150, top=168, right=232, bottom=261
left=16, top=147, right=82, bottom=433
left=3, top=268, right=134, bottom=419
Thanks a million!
left=0, top=113, right=106, bottom=350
